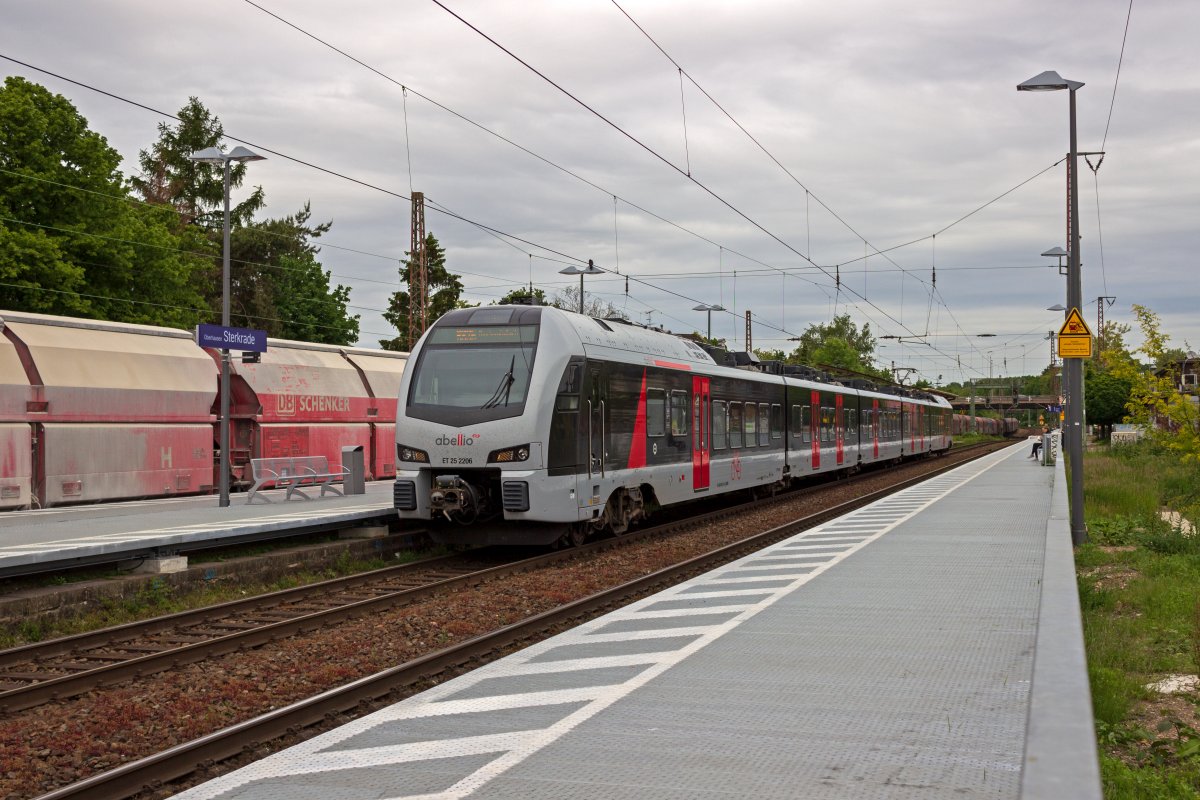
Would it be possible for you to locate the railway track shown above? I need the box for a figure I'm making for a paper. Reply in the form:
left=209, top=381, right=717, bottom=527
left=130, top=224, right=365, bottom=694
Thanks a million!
left=1, top=441, right=1005, bottom=717
left=28, top=440, right=1013, bottom=800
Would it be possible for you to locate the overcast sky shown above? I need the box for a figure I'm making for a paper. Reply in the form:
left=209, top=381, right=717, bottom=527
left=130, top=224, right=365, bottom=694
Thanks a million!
left=4, top=0, right=1196, bottom=385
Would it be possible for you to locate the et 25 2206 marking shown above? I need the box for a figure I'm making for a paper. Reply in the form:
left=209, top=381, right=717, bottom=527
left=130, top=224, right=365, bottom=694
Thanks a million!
left=442, top=457, right=474, bottom=465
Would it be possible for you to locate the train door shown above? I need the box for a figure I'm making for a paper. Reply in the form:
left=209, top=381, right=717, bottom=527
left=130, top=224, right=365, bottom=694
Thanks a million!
left=872, top=398, right=880, bottom=459
left=588, top=366, right=606, bottom=478
left=692, top=376, right=710, bottom=491
left=810, top=389, right=820, bottom=470
left=835, top=393, right=844, bottom=466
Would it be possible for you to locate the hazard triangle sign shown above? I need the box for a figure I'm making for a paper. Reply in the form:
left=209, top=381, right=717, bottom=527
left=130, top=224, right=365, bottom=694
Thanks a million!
left=1058, top=308, right=1092, bottom=338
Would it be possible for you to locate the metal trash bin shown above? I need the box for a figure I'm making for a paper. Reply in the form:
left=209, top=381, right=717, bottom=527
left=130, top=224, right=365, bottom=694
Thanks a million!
left=341, top=445, right=365, bottom=494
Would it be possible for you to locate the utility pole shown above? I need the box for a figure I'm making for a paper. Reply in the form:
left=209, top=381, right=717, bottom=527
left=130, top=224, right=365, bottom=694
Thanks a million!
left=408, top=191, right=427, bottom=350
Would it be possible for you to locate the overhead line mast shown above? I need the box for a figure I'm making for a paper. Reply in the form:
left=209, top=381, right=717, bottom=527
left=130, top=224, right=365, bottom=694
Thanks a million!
left=409, top=191, right=428, bottom=349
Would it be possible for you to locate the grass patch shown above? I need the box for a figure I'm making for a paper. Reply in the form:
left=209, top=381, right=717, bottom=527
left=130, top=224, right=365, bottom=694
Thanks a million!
left=1082, top=444, right=1200, bottom=796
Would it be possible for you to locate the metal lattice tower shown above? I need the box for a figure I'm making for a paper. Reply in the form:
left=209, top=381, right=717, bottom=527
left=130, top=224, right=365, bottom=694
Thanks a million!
left=745, top=310, right=752, bottom=351
left=408, top=192, right=427, bottom=349
left=1097, top=296, right=1116, bottom=345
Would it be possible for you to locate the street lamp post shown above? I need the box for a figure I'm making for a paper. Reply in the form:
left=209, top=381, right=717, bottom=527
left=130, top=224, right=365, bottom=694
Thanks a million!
left=1019, top=70, right=1086, bottom=545
left=558, top=260, right=603, bottom=315
left=692, top=303, right=725, bottom=339
left=189, top=145, right=266, bottom=508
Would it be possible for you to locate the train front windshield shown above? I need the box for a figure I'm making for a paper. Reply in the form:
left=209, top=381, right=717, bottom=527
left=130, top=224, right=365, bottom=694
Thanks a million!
left=407, top=324, right=538, bottom=422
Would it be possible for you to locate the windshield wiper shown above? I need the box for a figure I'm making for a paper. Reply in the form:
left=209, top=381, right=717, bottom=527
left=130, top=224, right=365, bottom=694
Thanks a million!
left=481, top=355, right=516, bottom=409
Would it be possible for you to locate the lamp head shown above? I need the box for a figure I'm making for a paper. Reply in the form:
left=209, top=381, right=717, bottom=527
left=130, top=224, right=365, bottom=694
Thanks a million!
left=1040, top=246, right=1068, bottom=258
left=559, top=266, right=582, bottom=276
left=1017, top=70, right=1084, bottom=92
left=188, top=146, right=226, bottom=164
left=227, top=145, right=266, bottom=163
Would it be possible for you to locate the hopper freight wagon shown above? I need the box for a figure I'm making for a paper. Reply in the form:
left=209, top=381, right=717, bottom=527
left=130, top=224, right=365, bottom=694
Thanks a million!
left=0, top=310, right=406, bottom=509
left=218, top=340, right=406, bottom=485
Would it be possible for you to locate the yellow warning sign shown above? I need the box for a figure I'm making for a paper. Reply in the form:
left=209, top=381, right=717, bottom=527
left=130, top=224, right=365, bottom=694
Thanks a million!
left=1058, top=334, right=1093, bottom=358
left=1059, top=307, right=1093, bottom=338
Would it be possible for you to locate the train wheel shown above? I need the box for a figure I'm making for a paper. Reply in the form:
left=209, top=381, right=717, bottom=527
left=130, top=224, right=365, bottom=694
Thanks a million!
left=568, top=524, right=588, bottom=547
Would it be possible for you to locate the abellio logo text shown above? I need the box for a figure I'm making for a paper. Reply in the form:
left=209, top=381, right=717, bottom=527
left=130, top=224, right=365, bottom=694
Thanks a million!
left=435, top=433, right=480, bottom=446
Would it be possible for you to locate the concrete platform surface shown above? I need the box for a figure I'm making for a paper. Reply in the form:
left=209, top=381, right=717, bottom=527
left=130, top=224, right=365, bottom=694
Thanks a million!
left=0, top=481, right=395, bottom=576
left=173, top=444, right=1099, bottom=800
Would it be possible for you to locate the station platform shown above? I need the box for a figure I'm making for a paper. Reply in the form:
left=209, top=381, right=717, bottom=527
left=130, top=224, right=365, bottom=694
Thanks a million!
left=174, top=442, right=1100, bottom=800
left=0, top=481, right=396, bottom=578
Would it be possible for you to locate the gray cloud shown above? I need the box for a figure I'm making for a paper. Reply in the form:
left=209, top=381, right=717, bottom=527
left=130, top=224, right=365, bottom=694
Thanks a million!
left=4, top=0, right=1196, bottom=382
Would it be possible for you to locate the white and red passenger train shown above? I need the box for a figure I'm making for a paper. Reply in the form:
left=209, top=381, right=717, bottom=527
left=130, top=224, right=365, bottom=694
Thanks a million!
left=0, top=310, right=406, bottom=509
left=392, top=305, right=1005, bottom=547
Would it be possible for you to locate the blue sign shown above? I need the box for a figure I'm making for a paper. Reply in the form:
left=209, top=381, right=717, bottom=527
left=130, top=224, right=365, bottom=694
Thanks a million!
left=196, top=324, right=267, bottom=353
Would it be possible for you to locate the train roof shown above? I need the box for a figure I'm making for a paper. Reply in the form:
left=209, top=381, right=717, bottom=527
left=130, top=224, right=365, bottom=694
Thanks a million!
left=426, top=305, right=951, bottom=405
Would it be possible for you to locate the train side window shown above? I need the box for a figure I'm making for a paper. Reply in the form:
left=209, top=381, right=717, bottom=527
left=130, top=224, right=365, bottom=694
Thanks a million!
left=646, top=389, right=665, bottom=437
left=791, top=404, right=802, bottom=437
left=821, top=406, right=834, bottom=443
left=713, top=401, right=727, bottom=449
left=770, top=404, right=782, bottom=440
left=758, top=403, right=770, bottom=446
left=801, top=405, right=812, bottom=443
left=743, top=402, right=756, bottom=446
left=846, top=409, right=857, bottom=437
left=729, top=403, right=744, bottom=448
left=670, top=391, right=689, bottom=436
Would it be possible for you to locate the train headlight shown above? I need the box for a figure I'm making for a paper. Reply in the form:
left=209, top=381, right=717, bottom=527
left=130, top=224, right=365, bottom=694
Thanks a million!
left=397, top=444, right=429, bottom=463
left=488, top=444, right=531, bottom=463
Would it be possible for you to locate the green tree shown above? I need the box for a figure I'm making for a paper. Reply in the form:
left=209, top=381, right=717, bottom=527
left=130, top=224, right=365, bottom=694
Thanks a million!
left=497, top=287, right=547, bottom=305
left=132, top=100, right=356, bottom=342
left=228, top=203, right=358, bottom=344
left=0, top=77, right=205, bottom=326
left=788, top=314, right=877, bottom=365
left=1110, top=305, right=1199, bottom=463
left=783, top=315, right=890, bottom=381
left=132, top=97, right=264, bottom=227
left=811, top=337, right=867, bottom=374
left=381, top=233, right=468, bottom=350
left=1085, top=371, right=1132, bottom=437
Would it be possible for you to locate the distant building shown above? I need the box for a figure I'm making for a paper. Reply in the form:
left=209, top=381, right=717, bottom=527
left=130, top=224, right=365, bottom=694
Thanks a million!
left=1150, top=352, right=1199, bottom=432
left=1155, top=351, right=1199, bottom=394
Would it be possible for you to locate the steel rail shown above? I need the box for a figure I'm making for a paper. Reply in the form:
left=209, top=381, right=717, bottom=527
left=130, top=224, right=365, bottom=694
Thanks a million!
left=33, top=441, right=1011, bottom=800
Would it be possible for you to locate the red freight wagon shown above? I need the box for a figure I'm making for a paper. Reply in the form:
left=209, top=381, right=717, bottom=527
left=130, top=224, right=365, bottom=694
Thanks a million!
left=217, top=340, right=406, bottom=485
left=341, top=347, right=407, bottom=479
left=0, top=311, right=217, bottom=507
left=0, top=322, right=33, bottom=509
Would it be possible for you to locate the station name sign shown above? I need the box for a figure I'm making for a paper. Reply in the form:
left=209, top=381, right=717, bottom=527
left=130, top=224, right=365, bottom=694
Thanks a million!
left=196, top=323, right=268, bottom=353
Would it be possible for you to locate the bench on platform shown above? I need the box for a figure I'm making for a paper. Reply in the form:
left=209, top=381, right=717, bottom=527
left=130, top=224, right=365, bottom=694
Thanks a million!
left=246, top=456, right=349, bottom=504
